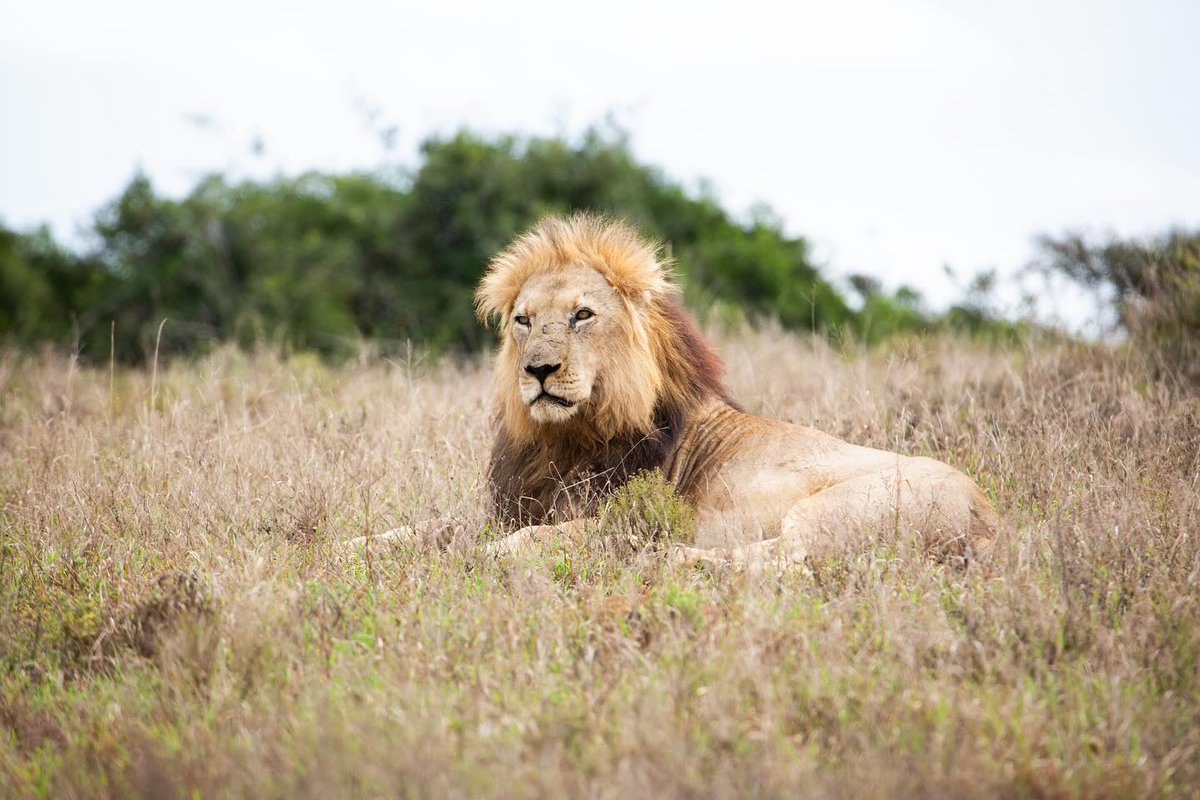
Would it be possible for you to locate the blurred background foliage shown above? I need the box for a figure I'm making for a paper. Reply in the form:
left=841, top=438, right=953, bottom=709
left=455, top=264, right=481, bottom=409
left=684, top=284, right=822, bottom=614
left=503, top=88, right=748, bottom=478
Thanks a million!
left=7, top=127, right=1193, bottom=366
left=1030, top=229, right=1200, bottom=383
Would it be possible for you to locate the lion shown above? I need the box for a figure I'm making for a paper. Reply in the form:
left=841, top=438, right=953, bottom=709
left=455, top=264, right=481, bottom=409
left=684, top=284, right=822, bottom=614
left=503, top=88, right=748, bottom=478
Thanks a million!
left=475, top=213, right=997, bottom=569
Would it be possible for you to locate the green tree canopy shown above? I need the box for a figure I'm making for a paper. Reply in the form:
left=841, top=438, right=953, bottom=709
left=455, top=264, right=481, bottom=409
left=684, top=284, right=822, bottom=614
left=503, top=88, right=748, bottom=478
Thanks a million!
left=1, top=127, right=1009, bottom=362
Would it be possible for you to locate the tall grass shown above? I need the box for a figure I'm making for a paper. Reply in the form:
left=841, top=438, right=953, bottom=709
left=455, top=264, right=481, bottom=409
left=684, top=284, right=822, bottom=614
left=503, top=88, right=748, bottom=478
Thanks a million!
left=1, top=330, right=1197, bottom=798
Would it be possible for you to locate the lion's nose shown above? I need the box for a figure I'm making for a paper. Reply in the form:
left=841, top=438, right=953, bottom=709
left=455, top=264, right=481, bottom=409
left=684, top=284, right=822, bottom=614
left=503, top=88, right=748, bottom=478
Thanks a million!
left=524, top=362, right=561, bottom=383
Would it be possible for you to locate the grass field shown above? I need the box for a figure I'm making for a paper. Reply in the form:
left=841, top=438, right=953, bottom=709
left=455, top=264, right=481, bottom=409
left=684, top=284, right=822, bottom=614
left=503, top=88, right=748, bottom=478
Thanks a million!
left=1, top=330, right=1198, bottom=798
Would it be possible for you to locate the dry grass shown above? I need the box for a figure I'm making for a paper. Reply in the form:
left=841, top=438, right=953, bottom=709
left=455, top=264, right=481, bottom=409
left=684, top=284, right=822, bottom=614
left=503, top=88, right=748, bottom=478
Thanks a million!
left=1, top=330, right=1198, bottom=799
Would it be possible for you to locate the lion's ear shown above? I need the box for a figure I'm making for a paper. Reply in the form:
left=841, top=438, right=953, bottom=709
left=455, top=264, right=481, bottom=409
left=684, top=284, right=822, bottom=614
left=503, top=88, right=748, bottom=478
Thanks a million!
left=590, top=251, right=675, bottom=306
left=619, top=286, right=662, bottom=312
left=473, top=284, right=504, bottom=325
left=605, top=263, right=675, bottom=308
left=474, top=261, right=521, bottom=325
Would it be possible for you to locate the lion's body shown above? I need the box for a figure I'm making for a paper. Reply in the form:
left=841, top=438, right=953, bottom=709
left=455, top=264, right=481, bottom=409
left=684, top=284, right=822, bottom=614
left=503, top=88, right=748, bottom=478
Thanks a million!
left=477, top=214, right=996, bottom=568
left=663, top=397, right=996, bottom=563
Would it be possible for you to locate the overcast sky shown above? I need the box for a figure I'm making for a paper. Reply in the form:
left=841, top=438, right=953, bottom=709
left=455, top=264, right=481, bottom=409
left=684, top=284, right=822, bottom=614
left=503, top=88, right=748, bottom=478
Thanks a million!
left=2, top=0, right=1197, bottom=325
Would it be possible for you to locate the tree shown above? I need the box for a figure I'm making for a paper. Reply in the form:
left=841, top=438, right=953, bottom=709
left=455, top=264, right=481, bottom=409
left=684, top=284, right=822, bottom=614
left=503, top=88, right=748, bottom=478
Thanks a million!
left=1033, top=230, right=1200, bottom=381
left=2, top=127, right=1003, bottom=362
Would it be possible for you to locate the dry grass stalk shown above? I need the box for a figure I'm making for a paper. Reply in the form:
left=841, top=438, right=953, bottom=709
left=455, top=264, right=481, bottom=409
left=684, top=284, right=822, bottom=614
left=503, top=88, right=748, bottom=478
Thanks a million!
left=1, top=331, right=1197, bottom=798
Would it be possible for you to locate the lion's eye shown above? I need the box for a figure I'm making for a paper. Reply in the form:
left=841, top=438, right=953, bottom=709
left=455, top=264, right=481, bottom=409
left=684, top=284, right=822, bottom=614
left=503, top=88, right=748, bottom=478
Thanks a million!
left=573, top=308, right=594, bottom=321
left=514, top=315, right=531, bottom=326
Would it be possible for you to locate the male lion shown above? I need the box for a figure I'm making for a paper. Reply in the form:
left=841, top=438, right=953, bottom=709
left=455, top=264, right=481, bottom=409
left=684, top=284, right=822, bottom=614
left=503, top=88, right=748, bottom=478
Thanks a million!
left=475, top=213, right=996, bottom=569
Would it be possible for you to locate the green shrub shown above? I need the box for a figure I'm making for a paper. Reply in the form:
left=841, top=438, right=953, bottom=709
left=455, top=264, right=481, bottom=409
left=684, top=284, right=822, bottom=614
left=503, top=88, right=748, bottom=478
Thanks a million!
left=598, top=469, right=695, bottom=547
left=1, top=128, right=856, bottom=362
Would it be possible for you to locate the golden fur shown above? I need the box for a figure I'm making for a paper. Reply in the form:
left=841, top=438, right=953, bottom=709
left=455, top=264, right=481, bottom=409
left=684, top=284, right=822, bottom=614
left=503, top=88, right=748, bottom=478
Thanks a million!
left=478, top=214, right=997, bottom=568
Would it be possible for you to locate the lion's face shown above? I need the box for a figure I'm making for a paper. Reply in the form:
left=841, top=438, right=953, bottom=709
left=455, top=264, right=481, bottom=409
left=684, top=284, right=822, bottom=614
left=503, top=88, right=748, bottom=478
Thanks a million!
left=508, top=265, right=624, bottom=425
left=479, top=214, right=676, bottom=442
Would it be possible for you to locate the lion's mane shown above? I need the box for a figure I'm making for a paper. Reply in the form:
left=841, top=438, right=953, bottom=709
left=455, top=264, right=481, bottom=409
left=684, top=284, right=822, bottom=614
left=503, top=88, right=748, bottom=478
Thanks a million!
left=474, top=214, right=730, bottom=526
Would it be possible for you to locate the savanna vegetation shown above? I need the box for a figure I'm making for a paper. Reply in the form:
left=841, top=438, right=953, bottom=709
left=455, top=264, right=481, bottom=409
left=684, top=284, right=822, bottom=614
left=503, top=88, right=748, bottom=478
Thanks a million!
left=1030, top=229, right=1200, bottom=384
left=1, top=128, right=1025, bottom=364
left=3, top=127, right=1199, bottom=798
left=1, top=331, right=1198, bottom=798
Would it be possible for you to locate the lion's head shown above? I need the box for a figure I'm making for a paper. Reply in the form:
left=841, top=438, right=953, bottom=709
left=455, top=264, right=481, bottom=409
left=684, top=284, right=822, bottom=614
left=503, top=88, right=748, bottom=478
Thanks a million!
left=476, top=214, right=731, bottom=524
left=477, top=214, right=725, bottom=445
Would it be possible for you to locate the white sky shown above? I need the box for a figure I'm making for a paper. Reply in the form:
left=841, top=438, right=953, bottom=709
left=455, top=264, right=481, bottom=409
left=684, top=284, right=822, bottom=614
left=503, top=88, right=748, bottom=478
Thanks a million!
left=2, top=0, right=1198, bottom=327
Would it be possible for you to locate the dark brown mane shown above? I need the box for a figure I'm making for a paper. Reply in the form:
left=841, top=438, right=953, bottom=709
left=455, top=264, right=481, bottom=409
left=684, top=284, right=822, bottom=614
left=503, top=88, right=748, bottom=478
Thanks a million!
left=658, top=298, right=737, bottom=410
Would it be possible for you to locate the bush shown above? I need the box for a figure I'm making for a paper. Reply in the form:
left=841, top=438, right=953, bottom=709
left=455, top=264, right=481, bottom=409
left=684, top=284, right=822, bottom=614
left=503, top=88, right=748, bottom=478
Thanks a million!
left=1034, top=230, right=1200, bottom=383
left=598, top=469, right=695, bottom=548
left=1, top=129, right=858, bottom=362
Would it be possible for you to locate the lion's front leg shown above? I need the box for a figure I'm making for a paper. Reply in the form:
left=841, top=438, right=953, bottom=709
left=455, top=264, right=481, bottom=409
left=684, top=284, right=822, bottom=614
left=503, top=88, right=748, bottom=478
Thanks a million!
left=486, top=518, right=594, bottom=556
left=343, top=525, right=419, bottom=552
left=670, top=537, right=808, bottom=572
